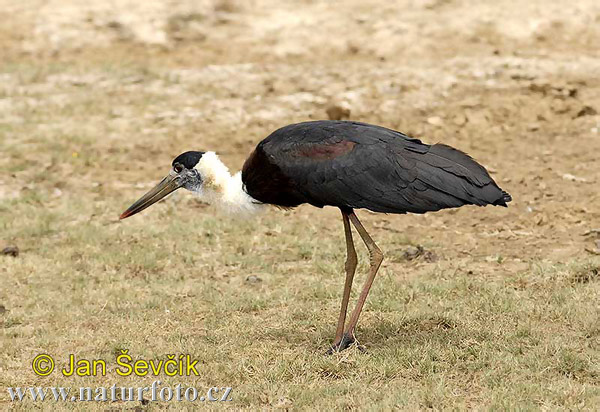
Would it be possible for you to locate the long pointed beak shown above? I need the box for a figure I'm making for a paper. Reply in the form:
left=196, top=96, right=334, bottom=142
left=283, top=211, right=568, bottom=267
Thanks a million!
left=119, top=174, right=182, bottom=219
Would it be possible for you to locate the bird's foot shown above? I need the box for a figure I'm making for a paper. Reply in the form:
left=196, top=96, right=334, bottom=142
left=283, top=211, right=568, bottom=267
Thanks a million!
left=326, top=333, right=366, bottom=354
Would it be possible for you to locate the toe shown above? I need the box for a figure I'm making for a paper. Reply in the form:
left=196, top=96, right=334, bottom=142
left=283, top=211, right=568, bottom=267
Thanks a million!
left=326, top=333, right=358, bottom=354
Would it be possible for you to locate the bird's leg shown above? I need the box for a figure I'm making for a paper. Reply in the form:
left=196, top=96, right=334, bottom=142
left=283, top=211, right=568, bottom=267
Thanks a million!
left=328, top=210, right=358, bottom=354
left=341, top=211, right=384, bottom=349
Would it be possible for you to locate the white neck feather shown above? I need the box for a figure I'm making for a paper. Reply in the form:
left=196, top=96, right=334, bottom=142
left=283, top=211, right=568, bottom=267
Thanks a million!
left=193, top=151, right=263, bottom=216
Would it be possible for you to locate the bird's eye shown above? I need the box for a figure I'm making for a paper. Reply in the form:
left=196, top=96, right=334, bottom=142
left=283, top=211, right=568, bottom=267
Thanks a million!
left=174, top=164, right=184, bottom=173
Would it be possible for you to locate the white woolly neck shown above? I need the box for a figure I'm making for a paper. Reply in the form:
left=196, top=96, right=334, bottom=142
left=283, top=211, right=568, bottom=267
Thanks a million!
left=193, top=151, right=263, bottom=216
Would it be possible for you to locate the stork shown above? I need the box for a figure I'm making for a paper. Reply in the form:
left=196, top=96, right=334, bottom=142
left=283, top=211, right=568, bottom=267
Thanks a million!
left=120, top=120, right=511, bottom=353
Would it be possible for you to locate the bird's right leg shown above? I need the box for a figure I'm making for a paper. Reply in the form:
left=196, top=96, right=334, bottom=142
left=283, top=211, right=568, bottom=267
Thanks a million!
left=328, top=210, right=358, bottom=354
left=341, top=211, right=384, bottom=348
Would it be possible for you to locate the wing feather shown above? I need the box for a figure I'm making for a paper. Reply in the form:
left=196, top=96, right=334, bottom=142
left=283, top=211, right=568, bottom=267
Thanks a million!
left=244, top=121, right=510, bottom=213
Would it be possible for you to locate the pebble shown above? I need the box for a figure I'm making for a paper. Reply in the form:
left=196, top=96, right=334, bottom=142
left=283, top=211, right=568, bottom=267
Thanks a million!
left=326, top=104, right=351, bottom=120
left=1, top=246, right=19, bottom=257
left=403, top=245, right=438, bottom=262
left=246, top=275, right=262, bottom=284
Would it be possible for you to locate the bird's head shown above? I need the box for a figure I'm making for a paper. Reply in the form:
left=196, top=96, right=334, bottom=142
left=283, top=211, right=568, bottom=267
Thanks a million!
left=119, top=151, right=205, bottom=219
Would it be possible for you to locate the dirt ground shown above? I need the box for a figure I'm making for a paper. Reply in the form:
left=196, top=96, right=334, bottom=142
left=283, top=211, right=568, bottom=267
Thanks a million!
left=1, top=0, right=600, bottom=410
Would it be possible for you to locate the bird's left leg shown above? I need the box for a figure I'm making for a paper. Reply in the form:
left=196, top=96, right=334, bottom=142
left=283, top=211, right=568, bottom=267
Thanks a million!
left=341, top=211, right=384, bottom=350
left=327, top=210, right=358, bottom=354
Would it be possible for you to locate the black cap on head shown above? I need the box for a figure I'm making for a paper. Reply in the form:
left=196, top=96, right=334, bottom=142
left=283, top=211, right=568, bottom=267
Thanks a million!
left=172, top=151, right=205, bottom=169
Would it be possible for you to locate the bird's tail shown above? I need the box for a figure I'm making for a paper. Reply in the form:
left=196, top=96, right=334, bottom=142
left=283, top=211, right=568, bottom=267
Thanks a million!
left=493, top=190, right=512, bottom=207
left=414, top=143, right=512, bottom=209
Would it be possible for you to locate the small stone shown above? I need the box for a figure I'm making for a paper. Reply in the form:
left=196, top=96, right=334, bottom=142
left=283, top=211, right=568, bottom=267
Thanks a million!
left=326, top=104, right=351, bottom=120
left=0, top=304, right=6, bottom=314
left=535, top=214, right=546, bottom=226
left=403, top=245, right=423, bottom=260
left=575, top=105, right=597, bottom=118
left=246, top=275, right=262, bottom=284
left=403, top=246, right=436, bottom=262
left=427, top=116, right=444, bottom=126
left=423, top=250, right=439, bottom=263
left=1, top=246, right=19, bottom=257
left=562, top=173, right=587, bottom=183
left=584, top=243, right=600, bottom=255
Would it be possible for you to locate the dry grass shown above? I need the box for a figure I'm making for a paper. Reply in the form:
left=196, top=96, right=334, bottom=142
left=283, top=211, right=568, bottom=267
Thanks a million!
left=2, top=0, right=600, bottom=410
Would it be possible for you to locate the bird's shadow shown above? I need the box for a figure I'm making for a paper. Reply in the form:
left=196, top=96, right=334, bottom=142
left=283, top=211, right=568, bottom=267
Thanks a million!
left=363, top=315, right=461, bottom=349
left=311, top=314, right=469, bottom=354
left=260, top=312, right=479, bottom=355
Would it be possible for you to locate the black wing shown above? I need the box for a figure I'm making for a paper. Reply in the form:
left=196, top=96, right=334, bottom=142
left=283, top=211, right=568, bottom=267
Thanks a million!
left=242, top=120, right=511, bottom=213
